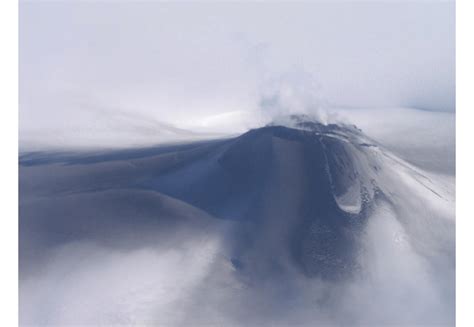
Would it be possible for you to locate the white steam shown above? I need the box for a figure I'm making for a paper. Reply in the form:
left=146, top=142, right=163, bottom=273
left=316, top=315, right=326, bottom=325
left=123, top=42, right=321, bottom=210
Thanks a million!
left=258, top=71, right=327, bottom=122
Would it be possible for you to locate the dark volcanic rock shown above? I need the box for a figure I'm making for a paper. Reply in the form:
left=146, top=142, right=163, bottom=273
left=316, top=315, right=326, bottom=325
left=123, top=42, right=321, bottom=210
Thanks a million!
left=20, top=117, right=380, bottom=280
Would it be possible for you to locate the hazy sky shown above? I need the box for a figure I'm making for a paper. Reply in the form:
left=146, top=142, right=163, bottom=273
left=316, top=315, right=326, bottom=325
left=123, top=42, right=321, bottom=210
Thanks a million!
left=19, top=0, right=455, bottom=148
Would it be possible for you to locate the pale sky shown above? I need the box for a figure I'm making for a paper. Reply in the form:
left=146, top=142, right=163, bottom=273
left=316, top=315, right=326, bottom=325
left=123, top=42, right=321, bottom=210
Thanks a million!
left=19, top=0, right=455, bottom=148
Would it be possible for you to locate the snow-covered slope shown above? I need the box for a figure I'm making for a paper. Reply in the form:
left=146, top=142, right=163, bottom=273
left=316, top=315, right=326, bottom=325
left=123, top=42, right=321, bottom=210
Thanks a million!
left=19, top=115, right=455, bottom=325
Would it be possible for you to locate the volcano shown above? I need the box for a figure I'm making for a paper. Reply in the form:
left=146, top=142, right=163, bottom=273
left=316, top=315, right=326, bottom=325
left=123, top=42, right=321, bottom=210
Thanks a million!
left=19, top=115, right=455, bottom=325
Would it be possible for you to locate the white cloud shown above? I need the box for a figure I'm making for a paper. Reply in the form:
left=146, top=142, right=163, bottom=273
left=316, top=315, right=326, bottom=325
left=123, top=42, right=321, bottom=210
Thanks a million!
left=19, top=1, right=454, bottom=149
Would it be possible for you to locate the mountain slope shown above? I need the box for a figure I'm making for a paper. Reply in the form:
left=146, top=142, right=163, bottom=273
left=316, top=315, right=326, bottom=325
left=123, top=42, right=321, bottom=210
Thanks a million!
left=19, top=116, right=455, bottom=325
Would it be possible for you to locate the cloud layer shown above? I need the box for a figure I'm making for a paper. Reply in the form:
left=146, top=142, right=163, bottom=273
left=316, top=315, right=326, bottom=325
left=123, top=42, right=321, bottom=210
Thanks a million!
left=20, top=1, right=454, bottom=150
